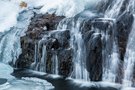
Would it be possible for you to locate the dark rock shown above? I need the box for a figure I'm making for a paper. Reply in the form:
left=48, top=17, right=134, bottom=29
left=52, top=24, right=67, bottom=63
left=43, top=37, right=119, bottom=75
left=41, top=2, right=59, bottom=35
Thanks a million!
left=83, top=18, right=114, bottom=81
left=116, top=12, right=134, bottom=61
left=15, top=13, right=73, bottom=78
left=16, top=13, right=65, bottom=69
left=87, top=33, right=102, bottom=81
left=58, top=48, right=73, bottom=77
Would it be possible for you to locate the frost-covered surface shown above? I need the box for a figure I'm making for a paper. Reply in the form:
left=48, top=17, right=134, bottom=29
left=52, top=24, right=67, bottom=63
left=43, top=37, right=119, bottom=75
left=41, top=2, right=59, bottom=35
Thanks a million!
left=0, top=8, right=34, bottom=64
left=0, top=0, right=99, bottom=33
left=12, top=0, right=100, bottom=17
left=0, top=0, right=19, bottom=32
left=121, top=87, right=135, bottom=90
left=0, top=0, right=40, bottom=33
left=0, top=63, right=14, bottom=80
left=0, top=63, right=54, bottom=90
left=0, top=78, right=54, bottom=90
left=22, top=77, right=54, bottom=90
left=0, top=1, right=54, bottom=90
left=40, top=0, right=100, bottom=17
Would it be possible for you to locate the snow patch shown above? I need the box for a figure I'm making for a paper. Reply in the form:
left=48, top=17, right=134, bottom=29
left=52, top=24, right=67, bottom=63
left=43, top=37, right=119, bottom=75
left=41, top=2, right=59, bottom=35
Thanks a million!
left=40, top=0, right=100, bottom=17
left=0, top=1, right=19, bottom=32
left=0, top=63, right=14, bottom=79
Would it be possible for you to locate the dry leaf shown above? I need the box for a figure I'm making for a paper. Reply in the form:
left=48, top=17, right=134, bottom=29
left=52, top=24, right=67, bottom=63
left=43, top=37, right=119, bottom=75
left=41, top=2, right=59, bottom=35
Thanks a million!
left=20, top=1, right=27, bottom=8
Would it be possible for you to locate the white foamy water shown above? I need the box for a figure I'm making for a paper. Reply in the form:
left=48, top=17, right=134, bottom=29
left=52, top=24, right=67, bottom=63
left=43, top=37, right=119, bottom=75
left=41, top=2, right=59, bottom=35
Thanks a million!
left=123, top=14, right=135, bottom=87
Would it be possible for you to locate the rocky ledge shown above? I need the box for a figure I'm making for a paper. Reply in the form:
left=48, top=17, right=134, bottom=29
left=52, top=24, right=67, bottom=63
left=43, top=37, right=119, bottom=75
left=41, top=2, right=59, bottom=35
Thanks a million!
left=15, top=9, right=134, bottom=82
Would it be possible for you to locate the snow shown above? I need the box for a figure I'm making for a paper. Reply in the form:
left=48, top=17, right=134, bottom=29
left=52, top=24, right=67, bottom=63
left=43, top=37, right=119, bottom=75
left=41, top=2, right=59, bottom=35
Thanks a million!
left=0, top=63, right=54, bottom=90
left=0, top=62, right=14, bottom=79
left=0, top=0, right=99, bottom=33
left=0, top=1, right=54, bottom=89
left=0, top=79, right=54, bottom=90
left=0, top=0, right=19, bottom=32
left=40, top=0, right=100, bottom=17
left=0, top=0, right=41, bottom=33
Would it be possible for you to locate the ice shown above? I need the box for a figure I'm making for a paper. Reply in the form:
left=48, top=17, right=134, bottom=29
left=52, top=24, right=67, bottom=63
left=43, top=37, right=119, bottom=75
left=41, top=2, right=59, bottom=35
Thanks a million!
left=0, top=63, right=54, bottom=90
left=40, top=0, right=100, bottom=17
left=0, top=0, right=42, bottom=33
left=0, top=0, right=100, bottom=33
left=0, top=0, right=19, bottom=32
left=121, top=87, right=135, bottom=90
left=22, top=77, right=54, bottom=90
left=0, top=63, right=14, bottom=79
left=0, top=79, right=54, bottom=90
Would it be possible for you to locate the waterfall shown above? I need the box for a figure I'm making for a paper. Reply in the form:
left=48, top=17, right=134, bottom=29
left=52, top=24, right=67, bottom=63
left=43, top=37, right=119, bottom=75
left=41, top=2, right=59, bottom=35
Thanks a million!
left=57, top=18, right=89, bottom=81
left=105, top=0, right=124, bottom=18
left=31, top=30, right=60, bottom=74
left=1, top=0, right=135, bottom=89
left=102, top=0, right=124, bottom=82
left=52, top=54, right=59, bottom=74
left=31, top=38, right=47, bottom=73
left=101, top=19, right=120, bottom=82
left=40, top=45, right=47, bottom=72
left=70, top=18, right=89, bottom=81
left=102, top=40, right=120, bottom=82
left=123, top=14, right=135, bottom=87
left=0, top=10, right=34, bottom=65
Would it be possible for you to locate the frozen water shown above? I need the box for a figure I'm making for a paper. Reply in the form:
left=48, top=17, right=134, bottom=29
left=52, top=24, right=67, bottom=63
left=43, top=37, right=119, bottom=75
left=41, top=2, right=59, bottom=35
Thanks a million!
left=0, top=78, right=54, bottom=90
left=0, top=0, right=19, bottom=32
left=0, top=63, right=14, bottom=80
left=40, top=0, right=100, bottom=17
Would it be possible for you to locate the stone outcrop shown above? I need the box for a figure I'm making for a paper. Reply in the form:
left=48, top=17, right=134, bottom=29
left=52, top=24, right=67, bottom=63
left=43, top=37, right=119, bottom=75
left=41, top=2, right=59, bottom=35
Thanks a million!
left=15, top=13, right=65, bottom=68
left=15, top=8, right=133, bottom=82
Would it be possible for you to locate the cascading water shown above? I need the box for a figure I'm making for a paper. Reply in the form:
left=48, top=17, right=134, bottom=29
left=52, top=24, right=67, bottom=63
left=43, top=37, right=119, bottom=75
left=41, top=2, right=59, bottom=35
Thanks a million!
left=31, top=40, right=47, bottom=72
left=104, top=0, right=124, bottom=18
left=123, top=14, right=135, bottom=87
left=2, top=0, right=135, bottom=89
left=102, top=0, right=124, bottom=82
left=52, top=54, right=59, bottom=74
left=103, top=0, right=135, bottom=83
left=40, top=45, right=47, bottom=72
left=70, top=18, right=89, bottom=81
left=31, top=30, right=60, bottom=74
left=102, top=19, right=120, bottom=82
left=57, top=18, right=90, bottom=81
left=0, top=9, right=34, bottom=65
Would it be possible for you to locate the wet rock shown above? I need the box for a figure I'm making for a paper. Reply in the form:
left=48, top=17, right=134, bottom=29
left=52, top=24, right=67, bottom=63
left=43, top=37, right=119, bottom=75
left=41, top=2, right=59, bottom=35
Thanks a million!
left=87, top=33, right=102, bottom=81
left=58, top=48, right=73, bottom=77
left=15, top=7, right=134, bottom=82
left=116, top=12, right=134, bottom=61
left=50, top=30, right=70, bottom=49
left=15, top=13, right=74, bottom=78
left=83, top=18, right=114, bottom=81
left=16, top=13, right=65, bottom=69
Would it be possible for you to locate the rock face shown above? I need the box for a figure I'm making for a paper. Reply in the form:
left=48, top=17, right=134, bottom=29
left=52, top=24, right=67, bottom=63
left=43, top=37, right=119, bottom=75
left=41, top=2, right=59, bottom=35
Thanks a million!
left=16, top=7, right=134, bottom=82
left=116, top=12, right=134, bottom=61
left=15, top=13, right=65, bottom=68
left=15, top=13, right=74, bottom=77
left=83, top=18, right=115, bottom=81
